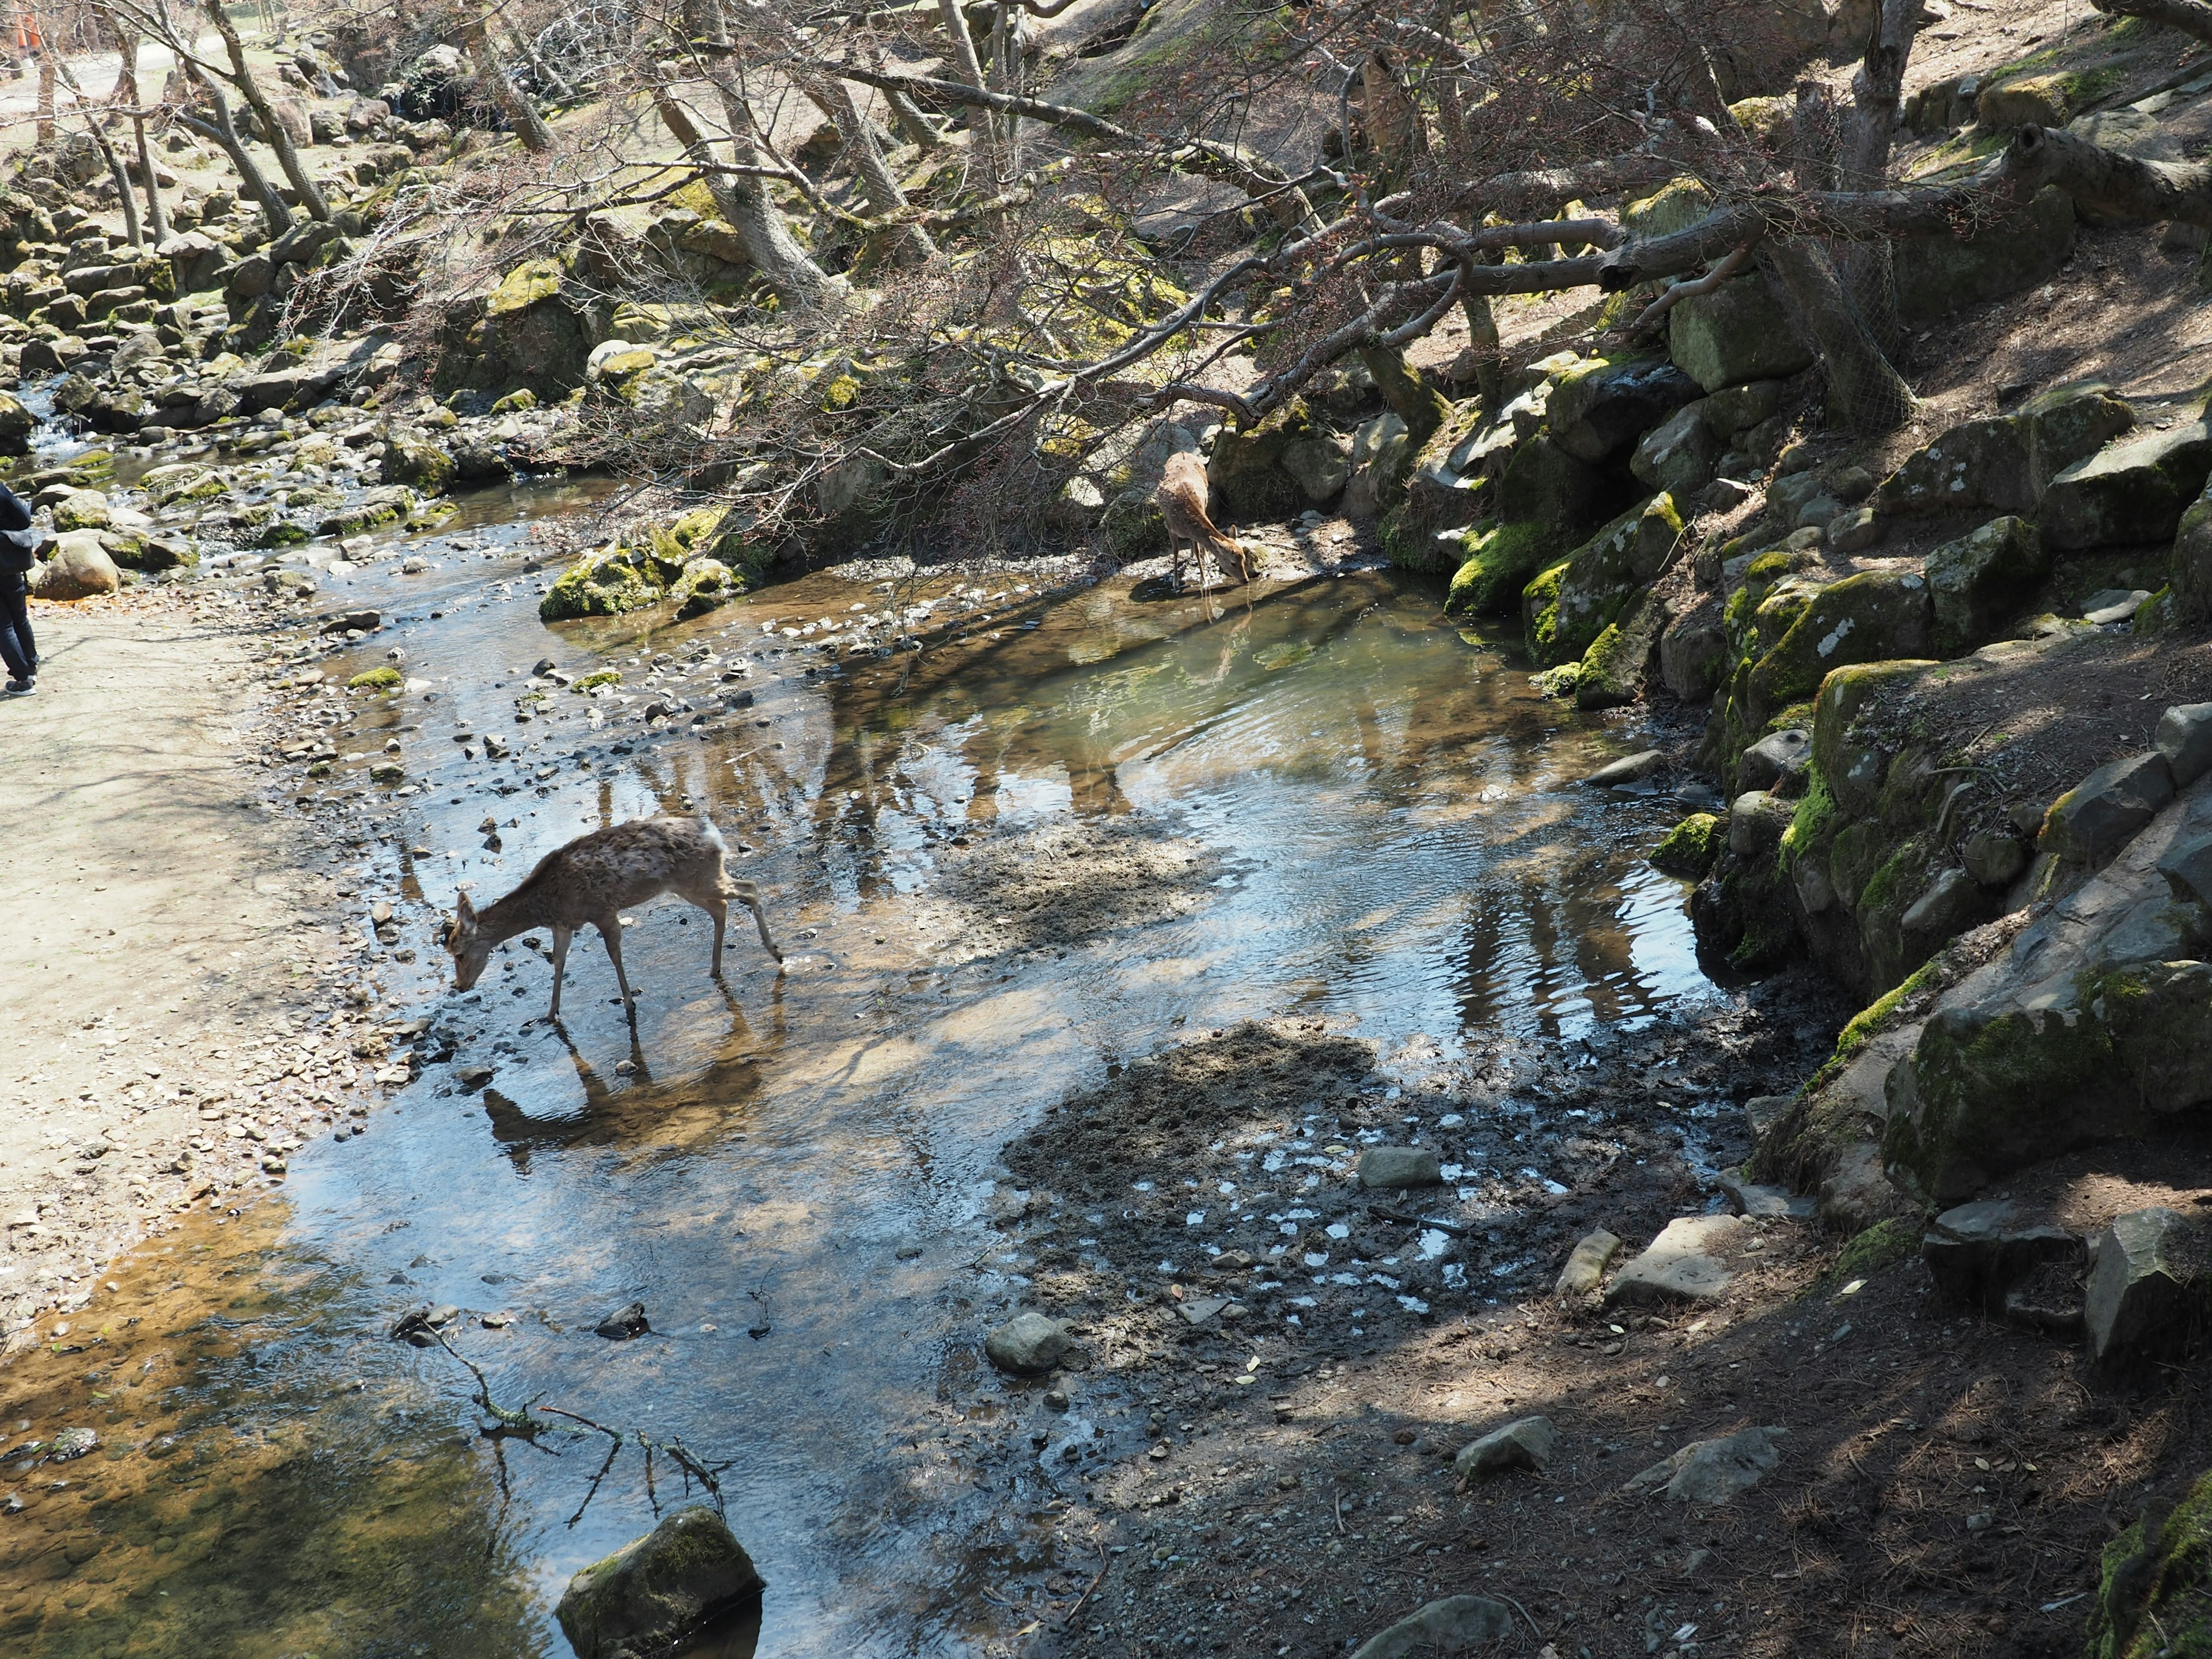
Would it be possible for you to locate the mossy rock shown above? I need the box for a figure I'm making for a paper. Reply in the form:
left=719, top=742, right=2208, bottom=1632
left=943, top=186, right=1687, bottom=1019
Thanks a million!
left=1576, top=588, right=1668, bottom=709
left=486, top=256, right=566, bottom=316
left=1744, top=571, right=1934, bottom=727
left=1207, top=397, right=1319, bottom=521
left=540, top=548, right=665, bottom=622
left=1652, top=813, right=1723, bottom=878
left=347, top=666, right=402, bottom=691
left=555, top=1506, right=763, bottom=1659
left=670, top=556, right=738, bottom=618
left=1828, top=1216, right=1921, bottom=1284
left=1527, top=493, right=1684, bottom=666
left=1926, top=514, right=2047, bottom=656
left=1444, top=521, right=1554, bottom=616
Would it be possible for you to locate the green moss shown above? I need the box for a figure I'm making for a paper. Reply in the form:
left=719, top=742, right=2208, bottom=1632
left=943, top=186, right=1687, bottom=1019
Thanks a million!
left=2087, top=1466, right=2212, bottom=1658
left=346, top=666, right=401, bottom=691
left=1443, top=524, right=1556, bottom=615
left=570, top=670, right=622, bottom=693
left=1652, top=813, right=1722, bottom=878
left=1825, top=956, right=1944, bottom=1078
left=1779, top=774, right=1834, bottom=867
left=1827, top=1217, right=1920, bottom=1286
left=1521, top=558, right=1572, bottom=660
left=1857, top=845, right=1915, bottom=914
left=486, top=256, right=565, bottom=316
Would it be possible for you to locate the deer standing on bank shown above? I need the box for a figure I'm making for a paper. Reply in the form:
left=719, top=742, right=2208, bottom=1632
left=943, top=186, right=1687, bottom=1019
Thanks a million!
left=1154, top=451, right=1252, bottom=592
left=442, top=817, right=782, bottom=1021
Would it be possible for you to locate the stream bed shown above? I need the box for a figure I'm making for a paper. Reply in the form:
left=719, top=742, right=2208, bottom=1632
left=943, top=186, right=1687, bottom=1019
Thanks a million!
left=1, top=475, right=1737, bottom=1658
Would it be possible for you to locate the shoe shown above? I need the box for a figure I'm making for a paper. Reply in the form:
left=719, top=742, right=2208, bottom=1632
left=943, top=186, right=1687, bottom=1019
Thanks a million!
left=3, top=678, right=33, bottom=696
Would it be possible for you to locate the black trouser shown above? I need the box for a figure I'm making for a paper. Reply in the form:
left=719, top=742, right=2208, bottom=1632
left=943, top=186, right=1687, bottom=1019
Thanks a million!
left=0, top=571, right=33, bottom=683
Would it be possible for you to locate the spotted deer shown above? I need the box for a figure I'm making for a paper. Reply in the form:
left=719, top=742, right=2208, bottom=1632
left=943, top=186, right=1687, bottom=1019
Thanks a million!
left=1154, top=450, right=1252, bottom=591
left=442, top=817, right=781, bottom=1021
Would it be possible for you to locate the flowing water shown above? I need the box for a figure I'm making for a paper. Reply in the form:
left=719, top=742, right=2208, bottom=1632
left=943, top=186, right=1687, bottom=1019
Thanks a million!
left=0, top=471, right=1726, bottom=1657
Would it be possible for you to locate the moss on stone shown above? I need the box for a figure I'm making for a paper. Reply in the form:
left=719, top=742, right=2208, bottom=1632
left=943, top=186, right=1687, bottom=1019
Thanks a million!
left=1780, top=774, right=1834, bottom=867
left=1828, top=1216, right=1921, bottom=1284
left=540, top=547, right=664, bottom=621
left=346, top=666, right=402, bottom=691
left=571, top=669, right=623, bottom=693
left=1444, top=521, right=1554, bottom=616
left=1652, top=812, right=1722, bottom=878
left=486, top=256, right=566, bottom=316
left=2087, top=1466, right=2212, bottom=1658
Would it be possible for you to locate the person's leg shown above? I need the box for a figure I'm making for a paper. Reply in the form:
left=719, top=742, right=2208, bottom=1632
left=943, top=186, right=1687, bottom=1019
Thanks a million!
left=0, top=575, right=31, bottom=684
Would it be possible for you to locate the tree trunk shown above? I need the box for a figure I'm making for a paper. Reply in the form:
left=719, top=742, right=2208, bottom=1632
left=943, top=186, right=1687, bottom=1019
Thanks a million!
left=1764, top=241, right=1914, bottom=433
left=36, top=51, right=54, bottom=144
left=178, top=68, right=291, bottom=236
left=204, top=0, right=329, bottom=221
left=134, top=112, right=167, bottom=241
left=103, top=9, right=137, bottom=105
left=880, top=74, right=944, bottom=151
left=88, top=113, right=142, bottom=248
left=503, top=18, right=575, bottom=103
left=463, top=17, right=553, bottom=153
left=651, top=77, right=837, bottom=310
left=801, top=71, right=934, bottom=263
left=1357, top=342, right=1453, bottom=446
left=934, top=0, right=1001, bottom=185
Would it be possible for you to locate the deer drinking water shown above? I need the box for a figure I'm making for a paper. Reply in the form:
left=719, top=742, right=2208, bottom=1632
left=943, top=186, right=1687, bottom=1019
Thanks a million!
left=1154, top=451, right=1252, bottom=592
left=442, top=817, right=782, bottom=1021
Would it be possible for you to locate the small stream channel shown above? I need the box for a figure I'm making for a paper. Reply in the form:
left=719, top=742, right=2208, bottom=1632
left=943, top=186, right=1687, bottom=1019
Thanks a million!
left=2, top=441, right=1732, bottom=1657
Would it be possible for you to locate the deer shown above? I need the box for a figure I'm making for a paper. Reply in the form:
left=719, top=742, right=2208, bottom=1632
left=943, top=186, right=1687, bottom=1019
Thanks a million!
left=441, top=817, right=781, bottom=1022
left=1154, top=450, right=1252, bottom=592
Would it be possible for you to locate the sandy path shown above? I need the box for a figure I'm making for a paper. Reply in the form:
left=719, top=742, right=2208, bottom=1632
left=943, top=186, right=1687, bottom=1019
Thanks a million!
left=0, top=591, right=344, bottom=1353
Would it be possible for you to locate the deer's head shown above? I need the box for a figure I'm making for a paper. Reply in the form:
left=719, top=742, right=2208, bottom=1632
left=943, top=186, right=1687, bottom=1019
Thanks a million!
left=442, top=890, right=490, bottom=990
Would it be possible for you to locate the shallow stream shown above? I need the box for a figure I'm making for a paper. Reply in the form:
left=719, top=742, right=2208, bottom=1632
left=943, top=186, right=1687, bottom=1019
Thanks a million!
left=1, top=471, right=1728, bottom=1657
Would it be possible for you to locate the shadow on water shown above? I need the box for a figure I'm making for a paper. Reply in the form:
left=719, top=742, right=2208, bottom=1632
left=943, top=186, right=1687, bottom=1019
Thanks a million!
left=1, top=547, right=1724, bottom=1656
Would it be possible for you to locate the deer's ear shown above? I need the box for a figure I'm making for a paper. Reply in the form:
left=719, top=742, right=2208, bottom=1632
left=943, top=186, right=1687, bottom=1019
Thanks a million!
left=454, top=890, right=475, bottom=924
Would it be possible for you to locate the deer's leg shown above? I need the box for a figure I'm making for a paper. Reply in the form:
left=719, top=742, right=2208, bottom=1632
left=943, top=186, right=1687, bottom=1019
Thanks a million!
left=548, top=925, right=573, bottom=1020
left=727, top=877, right=783, bottom=963
left=598, top=914, right=636, bottom=1016
left=704, top=894, right=728, bottom=978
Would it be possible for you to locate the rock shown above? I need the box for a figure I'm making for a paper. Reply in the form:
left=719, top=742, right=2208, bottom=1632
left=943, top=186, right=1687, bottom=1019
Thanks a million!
left=2175, top=479, right=2212, bottom=622
left=1554, top=1229, right=1622, bottom=1297
left=1349, top=1596, right=1514, bottom=1659
left=368, top=761, right=404, bottom=785
left=2083, top=588, right=2153, bottom=625
left=1207, top=399, right=1325, bottom=521
left=1879, top=383, right=2132, bottom=519
left=1605, top=1214, right=1744, bottom=1305
left=1743, top=570, right=1934, bottom=718
left=1631, top=402, right=1722, bottom=497
left=1526, top=493, right=1685, bottom=665
left=1658, top=604, right=1730, bottom=702
left=2085, top=1207, right=2199, bottom=1367
left=1726, top=790, right=1794, bottom=857
left=2041, top=422, right=2212, bottom=551
left=984, top=1310, right=1070, bottom=1376
left=1717, top=1174, right=1815, bottom=1218
left=51, top=490, right=109, bottom=531
left=1340, top=411, right=1413, bottom=520
left=2039, top=750, right=2177, bottom=865
left=1548, top=357, right=1700, bottom=463
left=1922, top=1199, right=2081, bottom=1309
left=1737, top=728, right=1810, bottom=793
left=540, top=546, right=666, bottom=622
left=1827, top=505, right=1881, bottom=552
left=1453, top=1415, right=1558, bottom=1480
left=1651, top=813, right=1723, bottom=878
left=1895, top=186, right=2075, bottom=324
left=1900, top=866, right=1992, bottom=940
left=1357, top=1147, right=1442, bottom=1188
left=1978, top=73, right=2072, bottom=128
left=1669, top=275, right=1815, bottom=392
left=1961, top=830, right=2031, bottom=888
left=1574, top=589, right=1668, bottom=710
left=2160, top=832, right=2212, bottom=911
left=1442, top=521, right=1553, bottom=615
left=1176, top=1295, right=1230, bottom=1326
left=593, top=1301, right=650, bottom=1340
left=0, top=390, right=31, bottom=456
left=1624, top=1426, right=1787, bottom=1504
left=554, top=1506, right=764, bottom=1659
left=1584, top=749, right=1666, bottom=789
left=381, top=431, right=456, bottom=493
left=30, top=532, right=120, bottom=599
left=1925, top=515, right=2047, bottom=656
left=1280, top=435, right=1350, bottom=505
left=46, top=1427, right=98, bottom=1462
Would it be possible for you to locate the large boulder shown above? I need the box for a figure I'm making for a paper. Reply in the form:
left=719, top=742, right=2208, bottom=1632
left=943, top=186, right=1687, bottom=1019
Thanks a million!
left=539, top=546, right=667, bottom=620
left=1925, top=514, right=2047, bottom=655
left=1546, top=356, right=1700, bottom=463
left=30, top=532, right=120, bottom=599
left=2085, top=1206, right=2199, bottom=1368
left=1207, top=398, right=1321, bottom=521
left=554, top=1507, right=763, bottom=1659
left=2041, top=421, right=2212, bottom=551
left=0, top=390, right=31, bottom=455
left=1873, top=382, right=2134, bottom=517
left=1575, top=589, right=1669, bottom=710
left=1524, top=493, right=1684, bottom=665
left=1630, top=402, right=1723, bottom=496
left=2039, top=751, right=2177, bottom=866
left=1340, top=411, right=1412, bottom=520
left=1442, top=521, right=1554, bottom=616
left=1894, top=186, right=2075, bottom=324
left=381, top=431, right=456, bottom=493
left=460, top=256, right=597, bottom=398
left=2175, top=475, right=2212, bottom=622
left=1494, top=433, right=1609, bottom=532
left=1668, top=274, right=1813, bottom=392
left=1743, top=569, right=1934, bottom=719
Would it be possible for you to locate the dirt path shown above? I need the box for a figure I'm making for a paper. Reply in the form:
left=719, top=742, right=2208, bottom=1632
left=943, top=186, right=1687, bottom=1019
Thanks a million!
left=0, top=589, right=359, bottom=1357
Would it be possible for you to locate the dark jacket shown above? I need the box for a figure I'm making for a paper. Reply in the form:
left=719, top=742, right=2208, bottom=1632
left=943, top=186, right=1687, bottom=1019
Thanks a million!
left=0, top=483, right=33, bottom=575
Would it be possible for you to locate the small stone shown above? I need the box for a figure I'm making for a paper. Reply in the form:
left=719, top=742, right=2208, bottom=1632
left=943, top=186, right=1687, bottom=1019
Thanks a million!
left=481, top=1312, right=513, bottom=1329
left=1827, top=504, right=1882, bottom=551
left=1961, top=830, right=2031, bottom=888
left=1736, top=728, right=1810, bottom=793
left=2082, top=587, right=2153, bottom=624
left=594, top=1301, right=650, bottom=1341
left=555, top=1506, right=763, bottom=1659
left=1453, top=1415, right=1558, bottom=1480
left=1555, top=1229, right=1622, bottom=1297
left=46, top=1427, right=97, bottom=1463
left=1717, top=1175, right=1814, bottom=1219
left=1177, top=1296, right=1230, bottom=1325
left=984, top=1311, right=1070, bottom=1375
left=1357, top=1147, right=1443, bottom=1189
left=1605, top=1215, right=1744, bottom=1306
left=1582, top=749, right=1666, bottom=789
left=1623, top=1425, right=1787, bottom=1504
left=456, top=1065, right=495, bottom=1089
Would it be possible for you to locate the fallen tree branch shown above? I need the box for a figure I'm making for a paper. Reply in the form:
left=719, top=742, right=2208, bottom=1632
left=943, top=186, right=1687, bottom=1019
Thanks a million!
left=1618, top=241, right=1756, bottom=340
